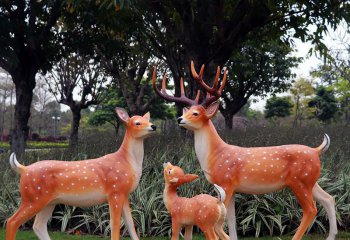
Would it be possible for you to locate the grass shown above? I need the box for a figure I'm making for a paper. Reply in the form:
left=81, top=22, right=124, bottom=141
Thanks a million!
left=0, top=141, right=68, bottom=149
left=1, top=229, right=350, bottom=239
left=0, top=123, right=349, bottom=238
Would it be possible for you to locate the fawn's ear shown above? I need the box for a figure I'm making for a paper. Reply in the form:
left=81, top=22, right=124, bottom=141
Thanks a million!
left=115, top=107, right=130, bottom=125
left=181, top=174, right=199, bottom=184
left=205, top=101, right=220, bottom=119
left=143, top=112, right=150, bottom=121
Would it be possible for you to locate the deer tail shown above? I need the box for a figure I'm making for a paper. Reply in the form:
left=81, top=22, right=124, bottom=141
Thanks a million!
left=214, top=184, right=226, bottom=203
left=9, top=153, right=25, bottom=174
left=316, top=134, right=330, bottom=155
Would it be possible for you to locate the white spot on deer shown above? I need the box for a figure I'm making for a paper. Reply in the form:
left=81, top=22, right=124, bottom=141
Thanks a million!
left=37, top=186, right=41, bottom=190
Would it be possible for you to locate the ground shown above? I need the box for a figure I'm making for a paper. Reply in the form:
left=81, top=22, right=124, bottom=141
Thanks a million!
left=1, top=230, right=350, bottom=239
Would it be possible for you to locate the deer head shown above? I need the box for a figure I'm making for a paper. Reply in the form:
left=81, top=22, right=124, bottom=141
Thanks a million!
left=116, top=107, right=156, bottom=139
left=163, top=162, right=198, bottom=187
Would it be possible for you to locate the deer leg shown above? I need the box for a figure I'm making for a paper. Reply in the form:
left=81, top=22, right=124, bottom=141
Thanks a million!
left=6, top=202, right=46, bottom=240
left=171, top=221, right=181, bottom=240
left=290, top=184, right=317, bottom=240
left=225, top=194, right=238, bottom=240
left=122, top=199, right=139, bottom=240
left=214, top=203, right=229, bottom=240
left=312, top=183, right=337, bottom=240
left=203, top=227, right=218, bottom=240
left=108, top=193, right=125, bottom=240
left=33, top=204, right=55, bottom=240
left=184, top=225, right=193, bottom=240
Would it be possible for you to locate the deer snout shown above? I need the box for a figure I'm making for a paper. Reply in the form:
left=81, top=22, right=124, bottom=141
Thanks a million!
left=151, top=125, right=157, bottom=131
left=177, top=117, right=183, bottom=124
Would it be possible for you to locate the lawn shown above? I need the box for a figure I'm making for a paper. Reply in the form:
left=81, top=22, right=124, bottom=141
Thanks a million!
left=1, top=230, right=350, bottom=240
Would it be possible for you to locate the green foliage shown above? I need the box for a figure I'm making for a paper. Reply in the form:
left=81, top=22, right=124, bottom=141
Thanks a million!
left=1, top=124, right=350, bottom=238
left=265, top=96, right=294, bottom=119
left=0, top=141, right=68, bottom=150
left=308, top=86, right=339, bottom=123
left=88, top=86, right=176, bottom=130
left=290, top=78, right=315, bottom=126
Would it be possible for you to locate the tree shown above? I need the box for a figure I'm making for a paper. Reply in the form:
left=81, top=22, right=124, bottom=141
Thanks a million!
left=0, top=69, right=15, bottom=140
left=311, top=29, right=350, bottom=124
left=308, top=86, right=339, bottom=123
left=140, top=0, right=350, bottom=115
left=32, top=75, right=54, bottom=135
left=220, top=36, right=300, bottom=129
left=265, top=96, right=294, bottom=123
left=46, top=53, right=106, bottom=147
left=290, top=78, right=315, bottom=127
left=88, top=84, right=176, bottom=136
left=0, top=0, right=69, bottom=154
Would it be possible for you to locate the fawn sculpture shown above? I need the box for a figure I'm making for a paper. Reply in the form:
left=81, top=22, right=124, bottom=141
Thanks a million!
left=153, top=62, right=337, bottom=240
left=6, top=107, right=156, bottom=240
left=163, top=162, right=229, bottom=240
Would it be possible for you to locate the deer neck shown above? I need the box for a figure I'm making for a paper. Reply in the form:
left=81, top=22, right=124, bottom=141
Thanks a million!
left=193, top=120, right=226, bottom=181
left=119, top=131, right=144, bottom=174
left=163, top=184, right=178, bottom=211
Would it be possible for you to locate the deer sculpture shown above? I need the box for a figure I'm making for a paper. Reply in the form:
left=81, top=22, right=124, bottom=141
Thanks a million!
left=163, top=162, right=229, bottom=240
left=153, top=62, right=337, bottom=240
left=6, top=107, right=156, bottom=240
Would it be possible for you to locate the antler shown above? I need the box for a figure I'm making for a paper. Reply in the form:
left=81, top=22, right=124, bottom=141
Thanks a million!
left=190, top=61, right=227, bottom=107
left=152, top=66, right=200, bottom=107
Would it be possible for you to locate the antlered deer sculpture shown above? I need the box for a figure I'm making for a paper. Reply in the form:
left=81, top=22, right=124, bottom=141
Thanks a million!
left=6, top=107, right=156, bottom=240
left=153, top=62, right=337, bottom=240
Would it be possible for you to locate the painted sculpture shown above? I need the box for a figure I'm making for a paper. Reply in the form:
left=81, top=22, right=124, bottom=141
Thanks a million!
left=153, top=62, right=337, bottom=240
left=163, top=162, right=229, bottom=240
left=6, top=107, right=156, bottom=240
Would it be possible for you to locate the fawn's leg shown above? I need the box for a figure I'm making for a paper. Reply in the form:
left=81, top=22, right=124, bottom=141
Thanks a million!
left=203, top=227, right=218, bottom=240
left=33, top=204, right=56, bottom=240
left=214, top=203, right=229, bottom=240
left=184, top=225, right=193, bottom=240
left=171, top=221, right=181, bottom=240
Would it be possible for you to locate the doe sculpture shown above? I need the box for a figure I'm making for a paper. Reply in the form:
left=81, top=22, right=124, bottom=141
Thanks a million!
left=153, top=62, right=337, bottom=240
left=6, top=107, right=156, bottom=240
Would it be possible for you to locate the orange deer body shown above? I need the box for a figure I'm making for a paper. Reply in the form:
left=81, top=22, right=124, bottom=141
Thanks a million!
left=153, top=62, right=338, bottom=240
left=163, top=162, right=229, bottom=240
left=6, top=108, right=156, bottom=240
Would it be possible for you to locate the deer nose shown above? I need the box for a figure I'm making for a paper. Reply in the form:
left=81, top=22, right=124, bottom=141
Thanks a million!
left=151, top=125, right=157, bottom=131
left=177, top=117, right=183, bottom=124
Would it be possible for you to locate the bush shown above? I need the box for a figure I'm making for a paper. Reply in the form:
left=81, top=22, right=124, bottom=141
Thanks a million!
left=0, top=123, right=349, bottom=238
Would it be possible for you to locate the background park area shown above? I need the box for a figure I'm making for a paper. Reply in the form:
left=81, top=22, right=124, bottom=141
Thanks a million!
left=1, top=0, right=350, bottom=239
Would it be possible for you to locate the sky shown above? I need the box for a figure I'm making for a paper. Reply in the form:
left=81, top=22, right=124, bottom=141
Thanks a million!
left=250, top=24, right=349, bottom=111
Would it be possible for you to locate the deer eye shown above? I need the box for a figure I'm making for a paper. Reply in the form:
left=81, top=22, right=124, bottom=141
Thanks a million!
left=168, top=170, right=171, bottom=174
left=135, top=122, right=141, bottom=126
left=193, top=112, right=199, bottom=116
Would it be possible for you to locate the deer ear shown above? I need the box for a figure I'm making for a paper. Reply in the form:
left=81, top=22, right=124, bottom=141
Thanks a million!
left=115, top=107, right=130, bottom=125
left=182, top=107, right=189, bottom=115
left=205, top=101, right=220, bottom=119
left=143, top=112, right=150, bottom=121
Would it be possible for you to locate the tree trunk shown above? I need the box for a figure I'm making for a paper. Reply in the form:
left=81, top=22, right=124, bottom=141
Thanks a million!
left=223, top=113, right=233, bottom=129
left=11, top=73, right=36, bottom=155
left=69, top=107, right=81, bottom=148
